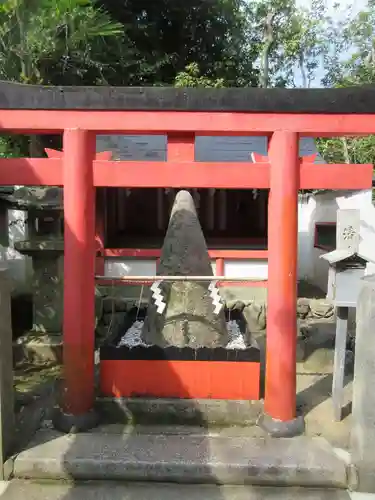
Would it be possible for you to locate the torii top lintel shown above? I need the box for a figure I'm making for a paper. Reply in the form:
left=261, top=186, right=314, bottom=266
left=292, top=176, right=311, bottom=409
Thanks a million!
left=0, top=80, right=375, bottom=113
left=0, top=82, right=372, bottom=190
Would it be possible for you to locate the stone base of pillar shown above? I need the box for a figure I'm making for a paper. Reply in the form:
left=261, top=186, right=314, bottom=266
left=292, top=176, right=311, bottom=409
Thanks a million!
left=13, top=333, right=62, bottom=364
left=52, top=407, right=100, bottom=434
left=257, top=413, right=305, bottom=438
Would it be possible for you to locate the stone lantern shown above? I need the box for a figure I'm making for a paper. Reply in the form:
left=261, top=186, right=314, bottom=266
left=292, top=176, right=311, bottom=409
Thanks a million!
left=10, top=187, right=64, bottom=360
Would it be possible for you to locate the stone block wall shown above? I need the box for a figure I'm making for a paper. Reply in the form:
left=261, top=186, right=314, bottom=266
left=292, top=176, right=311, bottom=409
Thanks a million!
left=95, top=292, right=336, bottom=346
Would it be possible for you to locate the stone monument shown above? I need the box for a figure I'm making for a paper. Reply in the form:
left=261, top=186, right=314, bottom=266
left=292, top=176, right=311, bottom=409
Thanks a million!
left=142, top=190, right=228, bottom=348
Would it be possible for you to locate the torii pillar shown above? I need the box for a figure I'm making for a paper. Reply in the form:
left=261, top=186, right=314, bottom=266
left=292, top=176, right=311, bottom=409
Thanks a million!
left=53, top=129, right=99, bottom=432
left=259, top=131, right=305, bottom=437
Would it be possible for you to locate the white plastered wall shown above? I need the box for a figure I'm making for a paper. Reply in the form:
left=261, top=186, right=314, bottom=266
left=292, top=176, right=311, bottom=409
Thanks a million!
left=0, top=210, right=32, bottom=294
left=4, top=190, right=373, bottom=296
left=299, top=189, right=375, bottom=292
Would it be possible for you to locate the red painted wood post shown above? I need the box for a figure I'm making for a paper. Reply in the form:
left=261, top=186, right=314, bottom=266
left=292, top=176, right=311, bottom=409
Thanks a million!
left=167, top=133, right=195, bottom=162
left=262, top=130, right=303, bottom=436
left=95, top=188, right=106, bottom=276
left=54, top=128, right=98, bottom=431
left=216, top=258, right=224, bottom=277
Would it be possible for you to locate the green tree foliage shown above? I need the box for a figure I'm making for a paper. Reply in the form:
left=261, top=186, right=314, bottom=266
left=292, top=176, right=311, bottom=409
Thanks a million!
left=253, top=0, right=375, bottom=168
left=316, top=1, right=375, bottom=167
left=0, top=0, right=125, bottom=85
left=242, top=0, right=328, bottom=89
left=245, top=0, right=299, bottom=88
left=317, top=136, right=375, bottom=165
left=325, top=0, right=375, bottom=87
left=99, top=0, right=259, bottom=87
left=0, top=0, right=259, bottom=156
left=174, top=63, right=226, bottom=88
left=281, top=0, right=327, bottom=88
left=0, top=0, right=126, bottom=155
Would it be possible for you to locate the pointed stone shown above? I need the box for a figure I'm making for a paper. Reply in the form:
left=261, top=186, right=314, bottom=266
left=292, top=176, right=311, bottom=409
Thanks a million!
left=142, top=190, right=228, bottom=347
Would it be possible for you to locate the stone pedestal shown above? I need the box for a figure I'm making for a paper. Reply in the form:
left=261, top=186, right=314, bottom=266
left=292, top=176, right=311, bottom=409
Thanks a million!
left=32, top=252, right=63, bottom=334
left=14, top=238, right=104, bottom=362
left=14, top=240, right=64, bottom=362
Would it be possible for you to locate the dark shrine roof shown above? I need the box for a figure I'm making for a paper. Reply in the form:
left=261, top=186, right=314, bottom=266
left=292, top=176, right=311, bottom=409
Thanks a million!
left=0, top=81, right=374, bottom=113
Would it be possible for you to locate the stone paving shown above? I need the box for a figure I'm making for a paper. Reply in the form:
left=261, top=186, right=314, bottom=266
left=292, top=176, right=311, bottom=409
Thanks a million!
left=11, top=431, right=348, bottom=486
left=0, top=481, right=355, bottom=500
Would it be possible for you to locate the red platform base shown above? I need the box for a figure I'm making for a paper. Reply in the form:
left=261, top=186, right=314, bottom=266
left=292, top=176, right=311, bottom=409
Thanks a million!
left=100, top=344, right=261, bottom=400
left=100, top=359, right=260, bottom=400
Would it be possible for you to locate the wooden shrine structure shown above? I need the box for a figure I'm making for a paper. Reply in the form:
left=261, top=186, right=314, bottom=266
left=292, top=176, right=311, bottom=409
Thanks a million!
left=0, top=82, right=373, bottom=435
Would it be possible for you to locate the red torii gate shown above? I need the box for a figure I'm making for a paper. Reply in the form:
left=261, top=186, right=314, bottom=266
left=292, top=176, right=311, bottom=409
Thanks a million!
left=0, top=82, right=373, bottom=435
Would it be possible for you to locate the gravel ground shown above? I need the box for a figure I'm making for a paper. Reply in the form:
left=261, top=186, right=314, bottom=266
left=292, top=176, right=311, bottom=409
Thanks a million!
left=117, top=319, right=247, bottom=349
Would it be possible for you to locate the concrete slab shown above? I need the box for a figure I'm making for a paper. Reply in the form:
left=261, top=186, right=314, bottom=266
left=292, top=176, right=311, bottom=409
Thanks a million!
left=297, top=373, right=353, bottom=449
left=96, top=397, right=263, bottom=426
left=13, top=431, right=347, bottom=488
left=0, top=481, right=351, bottom=500
left=0, top=482, right=9, bottom=496
left=95, top=370, right=352, bottom=451
left=84, top=423, right=267, bottom=438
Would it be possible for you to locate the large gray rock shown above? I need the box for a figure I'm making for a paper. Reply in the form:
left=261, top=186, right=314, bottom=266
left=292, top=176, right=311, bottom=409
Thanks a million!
left=102, top=297, right=127, bottom=314
left=308, top=299, right=334, bottom=319
left=297, top=298, right=310, bottom=319
left=243, top=302, right=267, bottom=331
left=142, top=190, right=228, bottom=347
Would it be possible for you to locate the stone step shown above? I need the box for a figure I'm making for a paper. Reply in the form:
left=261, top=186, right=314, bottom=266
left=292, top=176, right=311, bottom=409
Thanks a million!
left=12, top=430, right=348, bottom=488
left=0, top=480, right=352, bottom=500
left=96, top=396, right=263, bottom=426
